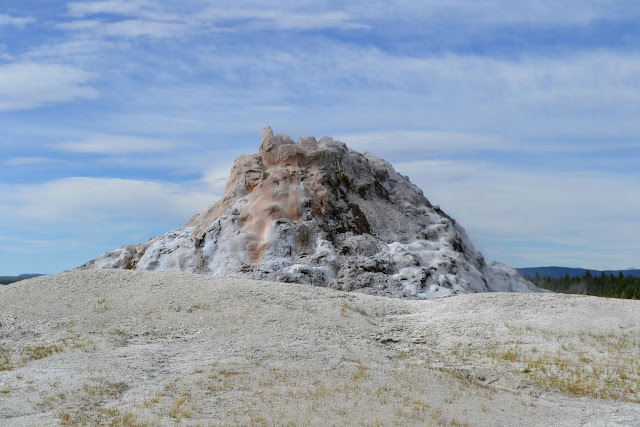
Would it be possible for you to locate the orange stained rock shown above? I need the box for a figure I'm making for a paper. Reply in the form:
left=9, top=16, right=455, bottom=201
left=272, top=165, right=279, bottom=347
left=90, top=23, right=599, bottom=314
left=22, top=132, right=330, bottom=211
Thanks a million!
left=189, top=128, right=332, bottom=266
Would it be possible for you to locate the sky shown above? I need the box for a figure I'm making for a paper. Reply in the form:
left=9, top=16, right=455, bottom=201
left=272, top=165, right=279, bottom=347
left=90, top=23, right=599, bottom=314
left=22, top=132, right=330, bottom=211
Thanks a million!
left=1, top=0, right=639, bottom=275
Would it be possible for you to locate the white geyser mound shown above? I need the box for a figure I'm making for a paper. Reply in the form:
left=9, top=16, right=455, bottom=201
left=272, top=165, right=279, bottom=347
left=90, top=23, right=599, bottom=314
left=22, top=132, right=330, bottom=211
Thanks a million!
left=80, top=127, right=540, bottom=299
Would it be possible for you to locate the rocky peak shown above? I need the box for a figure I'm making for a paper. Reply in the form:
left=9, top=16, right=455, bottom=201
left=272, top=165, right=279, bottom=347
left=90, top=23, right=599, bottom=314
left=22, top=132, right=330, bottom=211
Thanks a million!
left=80, top=127, right=539, bottom=299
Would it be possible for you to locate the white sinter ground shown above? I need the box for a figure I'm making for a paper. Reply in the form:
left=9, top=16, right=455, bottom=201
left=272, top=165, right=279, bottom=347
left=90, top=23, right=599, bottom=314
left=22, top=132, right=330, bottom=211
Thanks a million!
left=1, top=270, right=639, bottom=426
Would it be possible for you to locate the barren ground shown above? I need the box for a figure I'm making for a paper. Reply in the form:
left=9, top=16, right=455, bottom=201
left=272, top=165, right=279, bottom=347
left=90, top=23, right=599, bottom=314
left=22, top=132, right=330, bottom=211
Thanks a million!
left=1, top=270, right=639, bottom=426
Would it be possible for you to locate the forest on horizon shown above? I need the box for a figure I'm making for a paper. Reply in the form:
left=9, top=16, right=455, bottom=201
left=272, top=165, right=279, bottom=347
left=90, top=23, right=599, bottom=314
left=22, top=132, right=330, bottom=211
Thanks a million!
left=525, top=271, right=640, bottom=300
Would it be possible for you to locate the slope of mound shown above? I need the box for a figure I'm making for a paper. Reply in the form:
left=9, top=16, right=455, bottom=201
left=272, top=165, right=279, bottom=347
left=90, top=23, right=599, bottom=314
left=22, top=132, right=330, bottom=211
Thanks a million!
left=1, top=271, right=638, bottom=426
left=80, top=127, right=538, bottom=299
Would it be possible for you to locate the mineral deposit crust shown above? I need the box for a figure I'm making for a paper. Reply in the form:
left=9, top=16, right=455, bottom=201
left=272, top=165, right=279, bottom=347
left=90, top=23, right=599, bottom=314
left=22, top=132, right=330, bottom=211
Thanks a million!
left=80, top=127, right=539, bottom=299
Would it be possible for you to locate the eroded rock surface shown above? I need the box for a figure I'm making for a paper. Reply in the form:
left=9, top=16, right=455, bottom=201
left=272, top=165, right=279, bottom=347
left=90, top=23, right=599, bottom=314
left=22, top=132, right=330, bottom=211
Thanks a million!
left=80, top=127, right=539, bottom=299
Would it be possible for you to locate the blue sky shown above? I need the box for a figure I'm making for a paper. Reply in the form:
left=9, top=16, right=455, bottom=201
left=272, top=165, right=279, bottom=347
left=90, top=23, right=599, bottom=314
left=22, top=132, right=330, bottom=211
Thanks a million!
left=1, top=1, right=639, bottom=275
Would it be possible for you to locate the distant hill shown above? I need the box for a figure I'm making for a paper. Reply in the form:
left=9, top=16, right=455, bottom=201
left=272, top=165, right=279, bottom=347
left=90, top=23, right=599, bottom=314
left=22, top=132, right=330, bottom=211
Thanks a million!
left=0, top=274, right=46, bottom=285
left=517, top=267, right=640, bottom=279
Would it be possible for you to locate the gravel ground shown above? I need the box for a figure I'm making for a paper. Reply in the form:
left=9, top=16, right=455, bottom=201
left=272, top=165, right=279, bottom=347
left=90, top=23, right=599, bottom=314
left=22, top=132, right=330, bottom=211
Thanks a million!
left=1, top=270, right=639, bottom=426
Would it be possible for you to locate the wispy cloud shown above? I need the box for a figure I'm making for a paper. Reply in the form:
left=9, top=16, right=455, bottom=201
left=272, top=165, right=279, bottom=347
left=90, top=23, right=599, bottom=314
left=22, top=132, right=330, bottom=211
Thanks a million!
left=0, top=238, right=83, bottom=254
left=1, top=0, right=639, bottom=274
left=335, top=130, right=514, bottom=160
left=3, top=157, right=61, bottom=166
left=67, top=0, right=156, bottom=18
left=0, top=176, right=215, bottom=273
left=53, top=134, right=182, bottom=154
left=393, top=158, right=640, bottom=269
left=54, top=18, right=193, bottom=38
left=200, top=9, right=369, bottom=31
left=199, top=163, right=234, bottom=195
left=63, top=0, right=634, bottom=27
left=60, top=1, right=197, bottom=38
left=0, top=177, right=213, bottom=224
left=58, top=1, right=368, bottom=38
left=346, top=0, right=640, bottom=25
left=105, top=45, right=640, bottom=141
left=0, top=14, right=34, bottom=26
left=0, top=63, right=98, bottom=111
left=22, top=39, right=118, bottom=61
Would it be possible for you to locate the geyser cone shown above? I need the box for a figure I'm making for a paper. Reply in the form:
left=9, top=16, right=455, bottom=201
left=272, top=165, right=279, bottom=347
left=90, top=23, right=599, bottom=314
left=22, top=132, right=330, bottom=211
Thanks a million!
left=80, top=127, right=539, bottom=299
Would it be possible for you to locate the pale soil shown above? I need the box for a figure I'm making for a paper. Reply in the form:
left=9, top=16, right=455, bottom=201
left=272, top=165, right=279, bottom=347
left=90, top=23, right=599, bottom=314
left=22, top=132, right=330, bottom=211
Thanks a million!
left=1, top=270, right=639, bottom=426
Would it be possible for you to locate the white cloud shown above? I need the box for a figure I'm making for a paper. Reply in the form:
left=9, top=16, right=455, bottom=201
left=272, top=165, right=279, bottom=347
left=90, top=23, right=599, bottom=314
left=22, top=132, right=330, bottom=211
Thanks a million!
left=335, top=130, right=514, bottom=160
left=67, top=0, right=156, bottom=18
left=67, top=1, right=368, bottom=29
left=100, top=19, right=190, bottom=36
left=49, top=1, right=640, bottom=43
left=200, top=163, right=234, bottom=195
left=77, top=0, right=633, bottom=27
left=114, top=46, right=640, bottom=141
left=0, top=63, right=98, bottom=111
left=0, top=238, right=83, bottom=254
left=53, top=134, right=182, bottom=154
left=0, top=14, right=34, bottom=26
left=3, top=157, right=61, bottom=166
left=394, top=159, right=640, bottom=235
left=147, top=0, right=640, bottom=27
left=3, top=0, right=639, bottom=273
left=55, top=18, right=192, bottom=38
left=393, top=158, right=640, bottom=269
left=22, top=39, right=118, bottom=61
left=59, top=2, right=368, bottom=38
left=200, top=9, right=369, bottom=30
left=59, top=1, right=196, bottom=38
left=0, top=177, right=214, bottom=225
left=0, top=176, right=217, bottom=272
left=340, top=0, right=639, bottom=25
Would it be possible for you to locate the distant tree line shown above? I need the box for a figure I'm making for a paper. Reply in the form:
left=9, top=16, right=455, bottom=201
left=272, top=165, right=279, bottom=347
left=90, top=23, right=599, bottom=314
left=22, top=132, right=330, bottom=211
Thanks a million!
left=0, top=275, right=44, bottom=285
left=524, top=271, right=639, bottom=299
left=0, top=277, right=24, bottom=285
